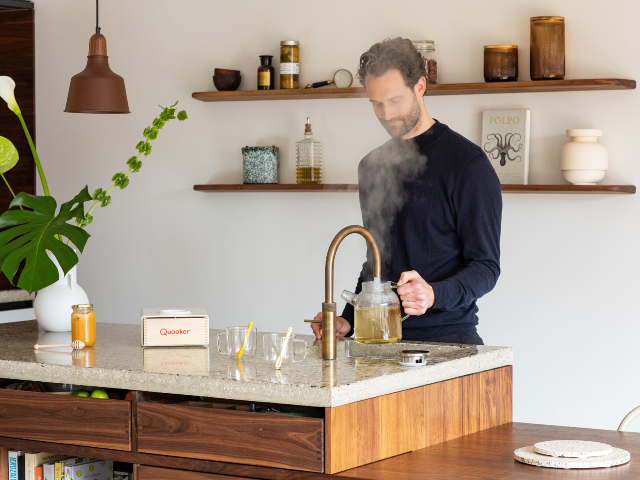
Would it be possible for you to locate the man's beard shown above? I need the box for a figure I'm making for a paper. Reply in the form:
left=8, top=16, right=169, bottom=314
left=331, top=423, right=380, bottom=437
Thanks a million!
left=379, top=97, right=421, bottom=138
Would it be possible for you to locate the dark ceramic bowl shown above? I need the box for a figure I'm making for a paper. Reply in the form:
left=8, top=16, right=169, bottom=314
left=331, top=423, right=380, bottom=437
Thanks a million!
left=213, top=74, right=241, bottom=91
left=215, top=68, right=241, bottom=75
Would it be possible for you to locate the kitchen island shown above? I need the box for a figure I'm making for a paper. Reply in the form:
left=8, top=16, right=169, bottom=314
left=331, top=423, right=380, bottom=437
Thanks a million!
left=0, top=321, right=513, bottom=477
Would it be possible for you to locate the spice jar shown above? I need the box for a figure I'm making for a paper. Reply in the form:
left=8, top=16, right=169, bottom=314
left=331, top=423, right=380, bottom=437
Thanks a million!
left=530, top=16, right=565, bottom=80
left=257, top=55, right=275, bottom=90
left=412, top=40, right=438, bottom=85
left=280, top=40, right=299, bottom=89
left=71, top=304, right=96, bottom=347
left=484, top=45, right=518, bottom=82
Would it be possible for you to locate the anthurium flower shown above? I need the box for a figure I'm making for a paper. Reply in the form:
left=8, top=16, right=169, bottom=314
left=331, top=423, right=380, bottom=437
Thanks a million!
left=0, top=76, right=20, bottom=114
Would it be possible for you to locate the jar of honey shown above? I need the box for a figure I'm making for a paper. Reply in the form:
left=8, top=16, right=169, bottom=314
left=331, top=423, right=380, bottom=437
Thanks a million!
left=72, top=304, right=96, bottom=347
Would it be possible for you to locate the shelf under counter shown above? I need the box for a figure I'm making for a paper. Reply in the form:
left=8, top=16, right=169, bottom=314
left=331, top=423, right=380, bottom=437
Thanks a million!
left=194, top=184, right=636, bottom=194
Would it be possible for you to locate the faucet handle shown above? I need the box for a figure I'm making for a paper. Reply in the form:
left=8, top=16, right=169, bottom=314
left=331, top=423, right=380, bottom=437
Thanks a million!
left=341, top=290, right=357, bottom=306
left=304, top=319, right=322, bottom=323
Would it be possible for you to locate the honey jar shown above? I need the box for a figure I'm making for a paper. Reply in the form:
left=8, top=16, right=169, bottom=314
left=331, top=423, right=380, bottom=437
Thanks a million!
left=72, top=304, right=96, bottom=347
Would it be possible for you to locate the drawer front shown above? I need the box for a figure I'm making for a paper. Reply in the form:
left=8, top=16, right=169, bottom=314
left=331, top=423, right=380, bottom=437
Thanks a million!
left=137, top=404, right=324, bottom=472
left=137, top=465, right=258, bottom=480
left=0, top=389, right=131, bottom=450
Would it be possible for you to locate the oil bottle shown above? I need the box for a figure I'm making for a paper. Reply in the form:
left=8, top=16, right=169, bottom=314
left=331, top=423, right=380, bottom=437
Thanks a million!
left=296, top=117, right=322, bottom=184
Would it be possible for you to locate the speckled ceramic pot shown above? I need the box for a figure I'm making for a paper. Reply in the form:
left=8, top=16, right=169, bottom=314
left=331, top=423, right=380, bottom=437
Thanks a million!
left=242, top=146, right=279, bottom=184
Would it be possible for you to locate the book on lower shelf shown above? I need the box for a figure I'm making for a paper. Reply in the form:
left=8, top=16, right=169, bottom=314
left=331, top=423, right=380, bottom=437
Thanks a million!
left=25, top=453, right=72, bottom=480
left=481, top=109, right=531, bottom=185
left=8, top=450, right=25, bottom=480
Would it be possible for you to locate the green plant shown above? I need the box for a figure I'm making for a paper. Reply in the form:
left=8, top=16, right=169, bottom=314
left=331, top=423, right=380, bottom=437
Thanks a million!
left=0, top=76, right=187, bottom=293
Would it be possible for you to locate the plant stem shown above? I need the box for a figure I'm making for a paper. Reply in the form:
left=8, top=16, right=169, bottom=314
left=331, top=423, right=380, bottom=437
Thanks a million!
left=0, top=173, right=23, bottom=210
left=16, top=112, right=51, bottom=196
left=86, top=165, right=135, bottom=217
left=1, top=173, right=17, bottom=198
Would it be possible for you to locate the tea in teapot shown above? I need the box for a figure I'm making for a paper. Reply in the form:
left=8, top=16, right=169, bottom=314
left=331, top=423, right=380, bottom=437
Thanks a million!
left=342, top=278, right=403, bottom=344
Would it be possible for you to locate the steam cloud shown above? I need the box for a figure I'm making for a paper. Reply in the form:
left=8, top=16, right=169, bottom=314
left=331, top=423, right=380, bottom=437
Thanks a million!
left=358, top=138, right=428, bottom=281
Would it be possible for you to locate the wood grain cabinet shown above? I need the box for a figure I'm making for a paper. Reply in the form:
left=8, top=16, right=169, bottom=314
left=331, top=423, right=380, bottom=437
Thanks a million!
left=136, top=399, right=324, bottom=472
left=0, top=389, right=131, bottom=450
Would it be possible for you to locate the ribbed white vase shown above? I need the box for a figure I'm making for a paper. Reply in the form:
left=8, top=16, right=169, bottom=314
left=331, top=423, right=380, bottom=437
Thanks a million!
left=34, top=251, right=89, bottom=332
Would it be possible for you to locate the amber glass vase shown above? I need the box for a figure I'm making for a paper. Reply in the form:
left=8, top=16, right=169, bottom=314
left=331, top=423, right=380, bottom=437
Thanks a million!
left=484, top=45, right=518, bottom=82
left=530, top=16, right=565, bottom=80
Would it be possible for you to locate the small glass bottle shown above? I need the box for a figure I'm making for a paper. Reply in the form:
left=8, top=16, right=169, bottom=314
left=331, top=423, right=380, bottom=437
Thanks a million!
left=71, top=304, right=96, bottom=347
left=530, top=16, right=565, bottom=80
left=296, top=117, right=322, bottom=184
left=412, top=40, right=438, bottom=84
left=257, top=55, right=275, bottom=90
left=484, top=45, right=518, bottom=82
left=280, top=40, right=299, bottom=89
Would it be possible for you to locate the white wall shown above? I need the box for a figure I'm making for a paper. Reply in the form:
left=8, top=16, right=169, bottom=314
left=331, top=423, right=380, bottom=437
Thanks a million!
left=30, top=0, right=640, bottom=432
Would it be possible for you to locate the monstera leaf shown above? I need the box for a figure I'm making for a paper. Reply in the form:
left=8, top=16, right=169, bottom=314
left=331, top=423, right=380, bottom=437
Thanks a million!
left=0, top=187, right=92, bottom=293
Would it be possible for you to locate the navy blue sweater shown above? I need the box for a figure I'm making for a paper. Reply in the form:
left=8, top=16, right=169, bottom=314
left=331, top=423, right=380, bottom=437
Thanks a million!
left=342, top=120, right=502, bottom=339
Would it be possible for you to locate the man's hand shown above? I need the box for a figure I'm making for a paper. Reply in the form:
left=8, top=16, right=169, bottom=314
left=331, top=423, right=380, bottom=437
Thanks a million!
left=310, top=313, right=351, bottom=339
left=397, top=270, right=435, bottom=315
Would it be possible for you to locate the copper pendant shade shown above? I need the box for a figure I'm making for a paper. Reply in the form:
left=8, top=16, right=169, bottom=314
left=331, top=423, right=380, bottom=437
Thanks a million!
left=64, top=1, right=129, bottom=114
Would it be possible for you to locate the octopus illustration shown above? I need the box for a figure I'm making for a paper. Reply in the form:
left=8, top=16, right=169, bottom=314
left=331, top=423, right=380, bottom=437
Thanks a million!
left=483, top=133, right=523, bottom=166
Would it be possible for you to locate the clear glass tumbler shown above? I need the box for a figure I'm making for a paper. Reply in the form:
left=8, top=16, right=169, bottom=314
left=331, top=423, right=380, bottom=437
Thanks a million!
left=263, top=333, right=307, bottom=367
left=216, top=326, right=258, bottom=358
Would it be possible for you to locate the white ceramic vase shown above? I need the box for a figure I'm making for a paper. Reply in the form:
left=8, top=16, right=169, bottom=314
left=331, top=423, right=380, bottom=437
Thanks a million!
left=560, top=129, right=608, bottom=185
left=34, top=252, right=89, bottom=332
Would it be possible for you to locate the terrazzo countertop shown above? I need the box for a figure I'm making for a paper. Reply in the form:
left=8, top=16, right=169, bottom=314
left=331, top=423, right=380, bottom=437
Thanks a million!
left=0, top=321, right=512, bottom=407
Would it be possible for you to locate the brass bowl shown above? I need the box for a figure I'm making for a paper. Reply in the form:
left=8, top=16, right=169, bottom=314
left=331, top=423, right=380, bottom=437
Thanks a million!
left=213, top=74, right=241, bottom=91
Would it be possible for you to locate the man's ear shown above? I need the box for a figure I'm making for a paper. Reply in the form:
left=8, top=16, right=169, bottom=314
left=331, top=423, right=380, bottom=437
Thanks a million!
left=414, top=76, right=427, bottom=98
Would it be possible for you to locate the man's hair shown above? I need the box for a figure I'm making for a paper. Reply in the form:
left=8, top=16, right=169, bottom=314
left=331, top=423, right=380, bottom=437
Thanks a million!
left=356, top=37, right=426, bottom=89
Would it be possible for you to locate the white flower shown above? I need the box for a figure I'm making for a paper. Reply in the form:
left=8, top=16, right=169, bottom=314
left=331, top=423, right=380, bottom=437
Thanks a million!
left=0, top=76, right=20, bottom=114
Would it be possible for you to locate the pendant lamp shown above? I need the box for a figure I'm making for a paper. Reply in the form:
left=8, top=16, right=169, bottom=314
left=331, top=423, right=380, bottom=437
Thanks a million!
left=64, top=0, right=129, bottom=114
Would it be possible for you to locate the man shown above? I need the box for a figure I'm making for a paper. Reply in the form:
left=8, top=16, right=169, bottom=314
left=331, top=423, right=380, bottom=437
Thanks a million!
left=311, top=38, right=502, bottom=345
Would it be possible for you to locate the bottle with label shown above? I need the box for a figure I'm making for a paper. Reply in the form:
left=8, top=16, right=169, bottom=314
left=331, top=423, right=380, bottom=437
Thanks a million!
left=280, top=40, right=299, bottom=89
left=71, top=304, right=96, bottom=347
left=296, top=117, right=321, bottom=184
left=257, top=55, right=274, bottom=90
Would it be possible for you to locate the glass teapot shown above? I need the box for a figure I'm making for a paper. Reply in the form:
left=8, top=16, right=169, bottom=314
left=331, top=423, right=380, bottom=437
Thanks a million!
left=341, top=279, right=409, bottom=344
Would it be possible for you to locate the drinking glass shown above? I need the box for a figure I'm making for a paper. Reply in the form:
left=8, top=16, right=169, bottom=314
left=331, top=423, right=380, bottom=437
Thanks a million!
left=216, top=326, right=258, bottom=358
left=263, top=333, right=307, bottom=367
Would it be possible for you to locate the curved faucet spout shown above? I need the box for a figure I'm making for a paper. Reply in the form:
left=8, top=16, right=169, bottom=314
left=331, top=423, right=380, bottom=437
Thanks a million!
left=321, top=225, right=381, bottom=360
left=325, top=226, right=381, bottom=304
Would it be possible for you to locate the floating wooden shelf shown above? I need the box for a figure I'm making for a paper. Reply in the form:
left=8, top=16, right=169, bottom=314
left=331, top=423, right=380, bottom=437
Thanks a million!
left=192, top=78, right=635, bottom=102
left=194, top=184, right=636, bottom=194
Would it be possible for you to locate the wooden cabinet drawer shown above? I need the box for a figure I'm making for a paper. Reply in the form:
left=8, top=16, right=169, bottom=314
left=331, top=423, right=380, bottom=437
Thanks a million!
left=137, top=403, right=324, bottom=472
left=0, top=389, right=131, bottom=450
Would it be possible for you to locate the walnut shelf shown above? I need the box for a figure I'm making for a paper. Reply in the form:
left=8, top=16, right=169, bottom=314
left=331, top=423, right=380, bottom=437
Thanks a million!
left=194, top=184, right=636, bottom=194
left=192, top=78, right=635, bottom=102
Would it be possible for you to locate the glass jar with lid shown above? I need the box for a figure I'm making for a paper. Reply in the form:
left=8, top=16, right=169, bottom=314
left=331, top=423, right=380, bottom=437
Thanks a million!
left=71, top=304, right=96, bottom=347
left=530, top=16, right=565, bottom=80
left=280, top=40, right=299, bottom=89
left=412, top=40, right=437, bottom=84
left=484, top=45, right=518, bottom=82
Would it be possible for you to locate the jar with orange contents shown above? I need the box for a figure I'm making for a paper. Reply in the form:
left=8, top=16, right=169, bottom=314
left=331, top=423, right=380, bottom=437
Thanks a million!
left=71, top=304, right=96, bottom=347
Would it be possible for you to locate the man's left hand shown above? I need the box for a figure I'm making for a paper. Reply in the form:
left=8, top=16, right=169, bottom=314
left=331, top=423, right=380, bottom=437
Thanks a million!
left=397, top=270, right=435, bottom=315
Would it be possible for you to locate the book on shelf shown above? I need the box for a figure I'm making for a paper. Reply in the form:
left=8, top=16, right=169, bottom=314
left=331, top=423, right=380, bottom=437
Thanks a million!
left=8, top=450, right=26, bottom=480
left=35, top=467, right=43, bottom=480
left=481, top=109, right=530, bottom=185
left=25, top=453, right=72, bottom=480
left=43, top=457, right=89, bottom=480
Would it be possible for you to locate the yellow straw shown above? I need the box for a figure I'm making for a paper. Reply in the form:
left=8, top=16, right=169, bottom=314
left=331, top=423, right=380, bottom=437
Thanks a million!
left=275, top=327, right=293, bottom=370
left=236, top=321, right=254, bottom=359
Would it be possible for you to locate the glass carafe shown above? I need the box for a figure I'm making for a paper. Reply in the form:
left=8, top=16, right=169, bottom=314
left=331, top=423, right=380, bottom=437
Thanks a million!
left=341, top=280, right=402, bottom=344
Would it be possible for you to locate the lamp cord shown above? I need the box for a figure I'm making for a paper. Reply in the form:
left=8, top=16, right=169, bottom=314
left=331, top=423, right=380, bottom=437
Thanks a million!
left=95, top=0, right=100, bottom=34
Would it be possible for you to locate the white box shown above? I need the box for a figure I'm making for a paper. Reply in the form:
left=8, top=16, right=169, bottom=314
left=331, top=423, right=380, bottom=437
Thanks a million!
left=141, top=308, right=209, bottom=347
left=64, top=460, right=113, bottom=480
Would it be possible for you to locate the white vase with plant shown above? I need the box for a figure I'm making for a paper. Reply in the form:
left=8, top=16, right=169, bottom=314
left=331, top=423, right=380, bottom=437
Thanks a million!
left=0, top=76, right=187, bottom=331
